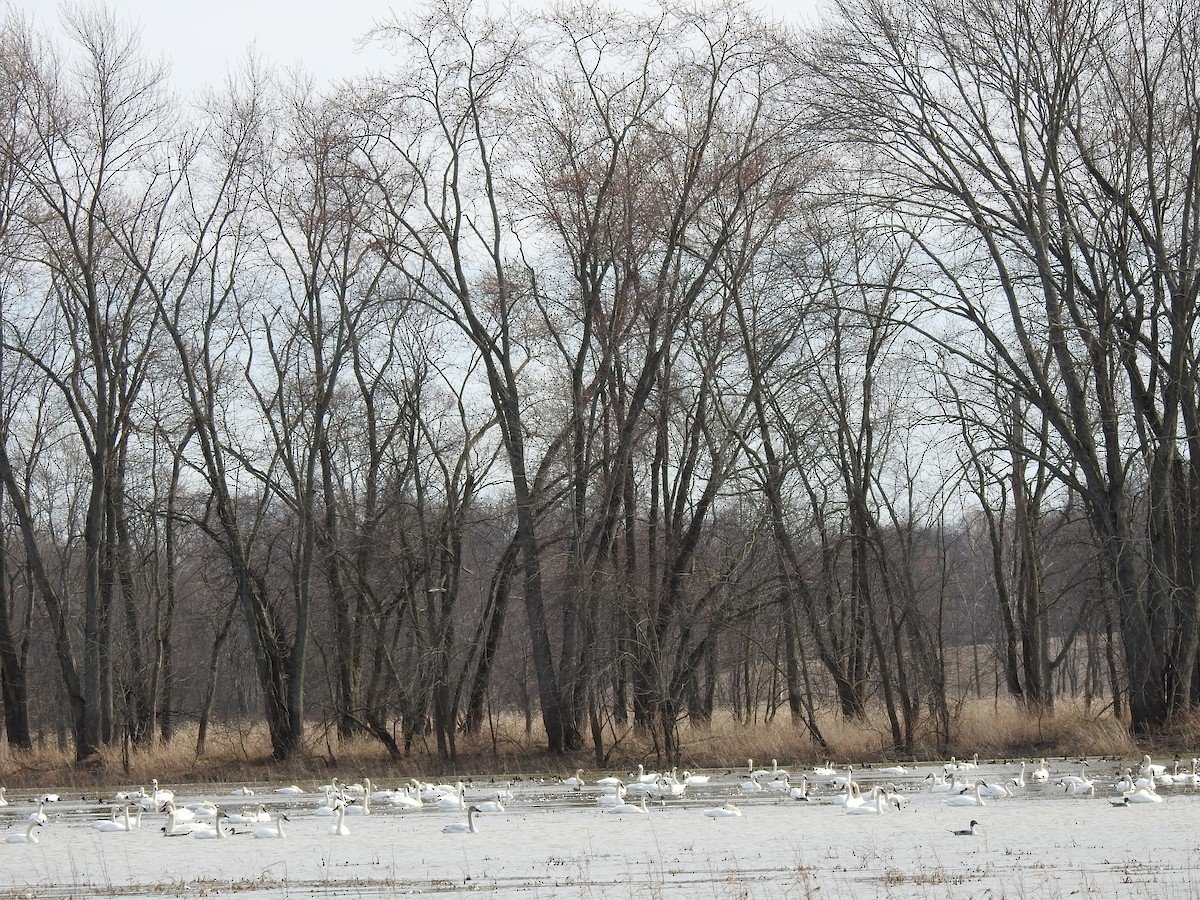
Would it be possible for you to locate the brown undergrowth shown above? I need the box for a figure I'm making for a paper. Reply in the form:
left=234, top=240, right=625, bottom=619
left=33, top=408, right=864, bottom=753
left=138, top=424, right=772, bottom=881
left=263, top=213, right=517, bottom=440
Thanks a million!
left=0, top=697, right=1164, bottom=791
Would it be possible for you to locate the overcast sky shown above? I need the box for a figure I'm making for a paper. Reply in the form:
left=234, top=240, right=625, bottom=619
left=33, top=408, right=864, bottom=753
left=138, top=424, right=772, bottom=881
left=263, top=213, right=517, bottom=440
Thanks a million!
left=14, top=0, right=831, bottom=95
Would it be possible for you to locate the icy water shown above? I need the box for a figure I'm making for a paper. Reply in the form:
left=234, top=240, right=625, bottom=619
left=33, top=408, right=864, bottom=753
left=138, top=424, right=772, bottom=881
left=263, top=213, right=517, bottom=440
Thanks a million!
left=1, top=757, right=1197, bottom=899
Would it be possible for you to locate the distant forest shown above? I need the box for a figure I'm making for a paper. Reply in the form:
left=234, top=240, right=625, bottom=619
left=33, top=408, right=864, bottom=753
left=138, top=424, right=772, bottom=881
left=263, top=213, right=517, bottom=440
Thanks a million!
left=0, top=0, right=1195, bottom=764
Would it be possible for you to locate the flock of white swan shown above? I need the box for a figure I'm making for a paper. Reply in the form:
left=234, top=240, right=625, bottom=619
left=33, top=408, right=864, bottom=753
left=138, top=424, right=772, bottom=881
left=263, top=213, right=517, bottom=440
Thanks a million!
left=0, top=752, right=1184, bottom=844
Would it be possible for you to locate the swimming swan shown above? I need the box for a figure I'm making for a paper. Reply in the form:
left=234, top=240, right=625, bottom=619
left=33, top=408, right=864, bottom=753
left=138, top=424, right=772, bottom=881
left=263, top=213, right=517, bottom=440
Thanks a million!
left=703, top=803, right=744, bottom=818
left=329, top=802, right=351, bottom=836
left=5, top=821, right=42, bottom=843
left=944, top=781, right=986, bottom=807
left=607, top=795, right=649, bottom=814
left=253, top=814, right=289, bottom=838
left=442, top=806, right=480, bottom=833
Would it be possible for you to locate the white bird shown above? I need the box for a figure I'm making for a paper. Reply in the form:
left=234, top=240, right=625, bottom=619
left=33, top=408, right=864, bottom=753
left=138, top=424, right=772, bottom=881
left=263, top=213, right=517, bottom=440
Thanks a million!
left=926, top=772, right=960, bottom=794
left=0, top=786, right=7, bottom=806
left=951, top=819, right=980, bottom=836
left=145, top=779, right=174, bottom=808
left=606, top=795, right=649, bottom=815
left=475, top=799, right=505, bottom=813
left=275, top=785, right=303, bottom=795
left=683, top=771, right=710, bottom=785
left=329, top=803, right=351, bottom=836
left=596, top=785, right=627, bottom=808
left=563, top=769, right=586, bottom=790
left=1055, top=763, right=1091, bottom=787
left=387, top=786, right=423, bottom=810
left=436, top=783, right=467, bottom=811
left=977, top=781, right=1013, bottom=798
left=231, top=786, right=255, bottom=797
left=635, top=764, right=659, bottom=784
left=162, top=804, right=210, bottom=837
left=789, top=775, right=811, bottom=801
left=1179, top=759, right=1200, bottom=787
left=813, top=762, right=838, bottom=778
left=28, top=800, right=47, bottom=824
left=1123, top=787, right=1164, bottom=804
left=92, top=805, right=135, bottom=833
left=164, top=801, right=196, bottom=824
left=1030, top=759, right=1050, bottom=782
left=878, top=765, right=909, bottom=777
left=944, top=781, right=986, bottom=807
left=253, top=814, right=289, bottom=838
left=830, top=776, right=861, bottom=807
left=1066, top=774, right=1095, bottom=797
left=186, top=800, right=220, bottom=818
left=1140, top=754, right=1166, bottom=778
left=703, top=803, right=743, bottom=818
left=846, top=786, right=888, bottom=815
left=739, top=774, right=764, bottom=794
left=344, top=794, right=370, bottom=816
left=40, top=793, right=60, bottom=803
left=192, top=813, right=227, bottom=839
left=226, top=805, right=271, bottom=826
left=5, top=821, right=42, bottom=844
left=442, top=806, right=480, bottom=833
left=1009, top=762, right=1027, bottom=789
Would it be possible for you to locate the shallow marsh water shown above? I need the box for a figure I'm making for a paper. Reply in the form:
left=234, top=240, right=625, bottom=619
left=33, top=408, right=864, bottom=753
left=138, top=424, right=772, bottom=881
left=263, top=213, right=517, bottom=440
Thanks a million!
left=0, top=758, right=1197, bottom=899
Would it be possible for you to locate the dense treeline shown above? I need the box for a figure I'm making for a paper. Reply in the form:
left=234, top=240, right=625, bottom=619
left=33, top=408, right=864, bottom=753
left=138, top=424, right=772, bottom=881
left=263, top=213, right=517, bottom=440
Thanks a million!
left=0, top=0, right=1194, bottom=765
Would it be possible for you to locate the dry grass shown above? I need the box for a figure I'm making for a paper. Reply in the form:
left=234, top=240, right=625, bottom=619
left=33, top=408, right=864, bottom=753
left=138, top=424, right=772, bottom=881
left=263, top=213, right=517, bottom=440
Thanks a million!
left=0, top=697, right=1163, bottom=789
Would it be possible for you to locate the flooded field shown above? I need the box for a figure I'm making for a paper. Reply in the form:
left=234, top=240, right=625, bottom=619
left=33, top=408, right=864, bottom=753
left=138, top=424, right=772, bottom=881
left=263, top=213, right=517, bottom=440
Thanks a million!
left=0, top=756, right=1197, bottom=898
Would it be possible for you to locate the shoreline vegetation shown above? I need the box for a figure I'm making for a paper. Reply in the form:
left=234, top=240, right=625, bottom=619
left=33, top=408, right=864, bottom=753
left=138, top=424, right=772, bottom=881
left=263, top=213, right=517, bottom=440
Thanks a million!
left=1, top=699, right=1195, bottom=791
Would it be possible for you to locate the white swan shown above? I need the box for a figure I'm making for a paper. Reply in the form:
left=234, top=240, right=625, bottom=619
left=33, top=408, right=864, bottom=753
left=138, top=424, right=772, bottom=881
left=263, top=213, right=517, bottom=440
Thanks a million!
left=846, top=786, right=887, bottom=815
left=635, top=764, right=659, bottom=784
left=1055, top=763, right=1091, bottom=787
left=1124, top=786, right=1164, bottom=804
left=329, top=803, right=351, bottom=836
left=253, top=814, right=288, bottom=838
left=388, top=786, right=423, bottom=810
left=5, top=821, right=42, bottom=843
left=813, top=762, right=838, bottom=778
left=683, top=771, right=710, bottom=785
left=230, top=786, right=255, bottom=797
left=344, top=793, right=370, bottom=816
left=1009, top=762, right=1027, bottom=789
left=275, top=785, right=303, bottom=795
left=977, top=781, right=1013, bottom=798
left=703, top=803, right=743, bottom=818
left=1030, top=759, right=1050, bottom=782
left=563, top=769, right=586, bottom=790
left=830, top=774, right=861, bottom=807
left=951, top=819, right=980, bottom=836
left=596, top=785, right=627, bottom=808
left=926, top=772, right=960, bottom=794
left=143, top=779, right=174, bottom=809
left=442, top=806, right=480, bottom=833
left=192, top=812, right=227, bottom=839
left=1140, top=754, right=1166, bottom=778
left=93, top=805, right=134, bottom=832
left=878, top=764, right=909, bottom=777
left=436, top=783, right=467, bottom=811
left=944, top=781, right=986, bottom=807
left=789, top=774, right=811, bottom=801
left=475, top=799, right=505, bottom=813
left=28, top=800, right=46, bottom=824
left=739, top=773, right=764, bottom=794
left=162, top=803, right=211, bottom=837
left=606, top=795, right=649, bottom=814
left=0, top=786, right=7, bottom=806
